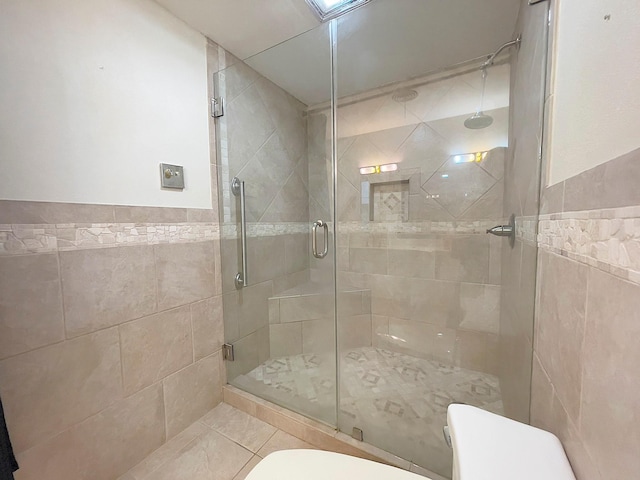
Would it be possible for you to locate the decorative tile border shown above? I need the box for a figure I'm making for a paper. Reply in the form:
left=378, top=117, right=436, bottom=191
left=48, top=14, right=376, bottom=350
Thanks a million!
left=0, top=223, right=220, bottom=255
left=1, top=221, right=315, bottom=255
left=12, top=208, right=637, bottom=289
left=222, top=220, right=516, bottom=240
left=336, top=220, right=503, bottom=235
left=0, top=224, right=58, bottom=255
left=537, top=207, right=640, bottom=284
left=221, top=223, right=309, bottom=239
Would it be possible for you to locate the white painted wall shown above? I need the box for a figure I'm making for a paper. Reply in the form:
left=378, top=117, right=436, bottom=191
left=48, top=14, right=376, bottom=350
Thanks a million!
left=547, top=0, right=640, bottom=185
left=0, top=0, right=211, bottom=208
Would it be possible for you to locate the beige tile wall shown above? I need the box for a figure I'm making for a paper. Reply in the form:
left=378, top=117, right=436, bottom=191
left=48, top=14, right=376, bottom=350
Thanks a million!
left=215, top=48, right=309, bottom=226
left=533, top=247, right=640, bottom=480
left=221, top=233, right=311, bottom=380
left=531, top=147, right=640, bottom=480
left=17, top=384, right=167, bottom=480
left=268, top=290, right=372, bottom=356
left=0, top=223, right=225, bottom=479
left=0, top=37, right=228, bottom=480
left=0, top=253, right=65, bottom=358
left=333, top=228, right=501, bottom=375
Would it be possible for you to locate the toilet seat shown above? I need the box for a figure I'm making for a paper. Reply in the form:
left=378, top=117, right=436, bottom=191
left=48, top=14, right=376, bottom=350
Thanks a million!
left=245, top=449, right=427, bottom=480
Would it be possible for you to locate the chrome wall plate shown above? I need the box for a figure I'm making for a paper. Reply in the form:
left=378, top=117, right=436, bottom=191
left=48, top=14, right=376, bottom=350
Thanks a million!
left=352, top=427, right=364, bottom=441
left=160, top=163, right=184, bottom=189
left=486, top=214, right=516, bottom=248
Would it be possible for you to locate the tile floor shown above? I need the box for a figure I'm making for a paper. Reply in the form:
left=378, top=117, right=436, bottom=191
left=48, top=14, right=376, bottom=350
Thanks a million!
left=119, top=403, right=317, bottom=480
left=121, top=347, right=502, bottom=480
left=234, top=346, right=503, bottom=476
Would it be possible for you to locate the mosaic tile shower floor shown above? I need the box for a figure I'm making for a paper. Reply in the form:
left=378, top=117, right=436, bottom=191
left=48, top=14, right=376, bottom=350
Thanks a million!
left=233, top=346, right=503, bottom=476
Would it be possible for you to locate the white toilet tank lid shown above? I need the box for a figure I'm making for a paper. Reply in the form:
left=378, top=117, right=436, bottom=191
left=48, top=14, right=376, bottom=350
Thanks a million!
left=447, top=404, right=576, bottom=480
left=245, top=449, right=426, bottom=480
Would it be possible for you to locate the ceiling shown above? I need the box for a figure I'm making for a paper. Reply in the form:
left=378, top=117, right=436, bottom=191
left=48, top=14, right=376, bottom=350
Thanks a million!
left=154, top=0, right=320, bottom=60
left=154, top=0, right=521, bottom=105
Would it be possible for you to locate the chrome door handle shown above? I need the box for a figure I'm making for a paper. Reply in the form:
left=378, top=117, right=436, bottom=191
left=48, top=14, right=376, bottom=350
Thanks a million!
left=231, top=177, right=248, bottom=288
left=312, top=220, right=329, bottom=259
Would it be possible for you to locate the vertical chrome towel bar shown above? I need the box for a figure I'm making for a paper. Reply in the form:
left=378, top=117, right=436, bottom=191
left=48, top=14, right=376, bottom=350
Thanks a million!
left=231, top=177, right=248, bottom=288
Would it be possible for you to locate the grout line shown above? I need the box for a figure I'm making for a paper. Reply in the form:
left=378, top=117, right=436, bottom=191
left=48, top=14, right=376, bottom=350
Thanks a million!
left=0, top=337, right=68, bottom=362
left=152, top=244, right=160, bottom=314
left=117, top=325, right=126, bottom=395
left=142, top=433, right=203, bottom=480
left=159, top=382, right=167, bottom=446
left=233, top=454, right=258, bottom=480
left=577, top=265, right=590, bottom=432
left=254, top=428, right=278, bottom=453
left=162, top=378, right=170, bottom=445
left=189, top=303, right=196, bottom=364
left=17, top=381, right=160, bottom=463
left=56, top=249, right=69, bottom=341
left=256, top=168, right=297, bottom=223
left=203, top=419, right=257, bottom=457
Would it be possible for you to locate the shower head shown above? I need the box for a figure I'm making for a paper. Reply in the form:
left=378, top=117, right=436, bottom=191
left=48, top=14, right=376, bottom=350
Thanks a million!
left=463, top=36, right=522, bottom=130
left=465, top=66, right=493, bottom=130
left=481, top=34, right=522, bottom=70
left=464, top=112, right=494, bottom=129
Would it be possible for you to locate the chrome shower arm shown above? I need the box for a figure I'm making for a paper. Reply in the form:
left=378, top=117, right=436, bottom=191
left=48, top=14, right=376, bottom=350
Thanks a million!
left=481, top=34, right=522, bottom=69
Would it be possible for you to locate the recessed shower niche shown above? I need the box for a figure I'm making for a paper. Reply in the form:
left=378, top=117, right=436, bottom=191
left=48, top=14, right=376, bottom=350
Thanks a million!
left=367, top=179, right=410, bottom=222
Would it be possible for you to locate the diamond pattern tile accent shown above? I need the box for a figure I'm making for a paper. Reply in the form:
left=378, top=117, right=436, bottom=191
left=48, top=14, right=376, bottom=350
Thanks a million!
left=362, top=370, right=382, bottom=385
left=376, top=399, right=406, bottom=417
left=372, top=181, right=409, bottom=222
left=383, top=193, right=401, bottom=210
left=234, top=346, right=503, bottom=473
left=471, top=383, right=491, bottom=396
left=423, top=157, right=497, bottom=217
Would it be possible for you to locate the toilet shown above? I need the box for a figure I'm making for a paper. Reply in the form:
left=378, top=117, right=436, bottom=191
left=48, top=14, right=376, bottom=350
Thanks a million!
left=246, top=404, right=576, bottom=480
left=446, top=404, right=576, bottom=480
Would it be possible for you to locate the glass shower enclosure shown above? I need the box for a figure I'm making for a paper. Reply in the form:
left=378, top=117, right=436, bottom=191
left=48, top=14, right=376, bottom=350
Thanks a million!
left=215, top=1, right=549, bottom=477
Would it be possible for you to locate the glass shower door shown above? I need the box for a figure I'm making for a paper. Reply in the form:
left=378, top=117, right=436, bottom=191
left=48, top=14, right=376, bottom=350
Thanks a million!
left=215, top=23, right=339, bottom=426
left=333, top=0, right=549, bottom=477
